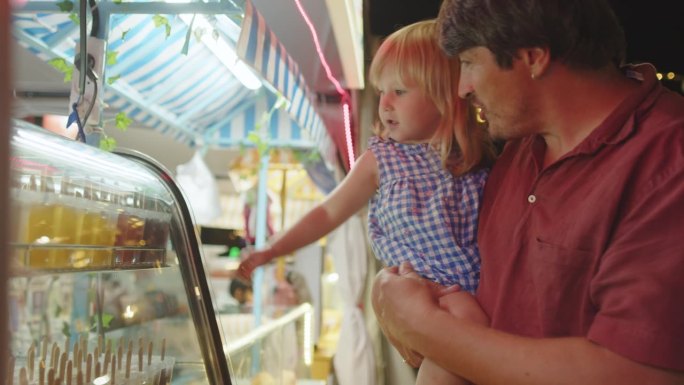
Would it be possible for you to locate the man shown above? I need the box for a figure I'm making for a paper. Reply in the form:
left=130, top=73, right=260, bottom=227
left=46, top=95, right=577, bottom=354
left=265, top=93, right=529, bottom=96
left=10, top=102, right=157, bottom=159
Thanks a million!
left=371, top=0, right=684, bottom=383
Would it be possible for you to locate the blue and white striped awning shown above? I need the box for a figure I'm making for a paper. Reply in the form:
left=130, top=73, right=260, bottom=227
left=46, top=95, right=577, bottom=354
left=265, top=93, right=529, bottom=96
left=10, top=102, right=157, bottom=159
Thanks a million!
left=234, top=0, right=337, bottom=166
left=11, top=0, right=338, bottom=168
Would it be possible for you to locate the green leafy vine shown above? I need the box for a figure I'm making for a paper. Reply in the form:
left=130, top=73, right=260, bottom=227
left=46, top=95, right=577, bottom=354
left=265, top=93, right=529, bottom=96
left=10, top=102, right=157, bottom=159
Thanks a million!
left=98, top=112, right=132, bottom=151
left=47, top=58, right=74, bottom=82
left=153, top=14, right=172, bottom=39
left=247, top=93, right=288, bottom=158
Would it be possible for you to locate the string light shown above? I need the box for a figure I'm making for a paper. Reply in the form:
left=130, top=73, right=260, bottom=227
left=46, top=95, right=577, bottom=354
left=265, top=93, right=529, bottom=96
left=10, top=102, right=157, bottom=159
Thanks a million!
left=657, top=71, right=683, bottom=82
left=293, top=0, right=356, bottom=169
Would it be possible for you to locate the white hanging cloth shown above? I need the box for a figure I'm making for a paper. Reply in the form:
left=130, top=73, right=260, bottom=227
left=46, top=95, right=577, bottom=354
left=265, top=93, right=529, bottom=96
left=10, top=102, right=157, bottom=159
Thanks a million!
left=175, top=151, right=222, bottom=225
left=329, top=215, right=375, bottom=385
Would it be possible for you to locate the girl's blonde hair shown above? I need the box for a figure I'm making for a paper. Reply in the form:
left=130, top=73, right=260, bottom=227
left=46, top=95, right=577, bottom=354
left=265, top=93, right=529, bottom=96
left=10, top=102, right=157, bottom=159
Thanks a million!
left=368, top=19, right=496, bottom=175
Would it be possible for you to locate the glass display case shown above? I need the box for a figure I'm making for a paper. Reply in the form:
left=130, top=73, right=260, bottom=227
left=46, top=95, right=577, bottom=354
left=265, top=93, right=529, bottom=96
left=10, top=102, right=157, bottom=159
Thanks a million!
left=221, top=303, right=316, bottom=385
left=7, top=120, right=232, bottom=385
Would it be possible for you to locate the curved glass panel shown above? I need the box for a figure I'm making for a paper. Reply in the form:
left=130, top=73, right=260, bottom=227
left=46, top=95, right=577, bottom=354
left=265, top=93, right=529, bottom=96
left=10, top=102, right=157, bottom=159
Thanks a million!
left=7, top=120, right=232, bottom=385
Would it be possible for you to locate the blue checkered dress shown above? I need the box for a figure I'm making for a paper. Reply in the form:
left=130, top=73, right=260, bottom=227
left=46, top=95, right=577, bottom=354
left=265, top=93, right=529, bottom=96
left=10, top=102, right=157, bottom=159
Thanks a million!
left=367, top=136, right=488, bottom=293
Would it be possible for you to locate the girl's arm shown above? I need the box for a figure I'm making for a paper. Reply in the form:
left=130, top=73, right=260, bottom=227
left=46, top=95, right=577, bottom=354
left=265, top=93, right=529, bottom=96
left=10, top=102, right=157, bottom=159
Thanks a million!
left=237, top=150, right=379, bottom=278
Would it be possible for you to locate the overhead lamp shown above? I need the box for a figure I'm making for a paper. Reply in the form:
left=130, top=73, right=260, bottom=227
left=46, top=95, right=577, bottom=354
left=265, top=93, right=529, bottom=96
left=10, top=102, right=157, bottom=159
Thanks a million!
left=178, top=13, right=262, bottom=90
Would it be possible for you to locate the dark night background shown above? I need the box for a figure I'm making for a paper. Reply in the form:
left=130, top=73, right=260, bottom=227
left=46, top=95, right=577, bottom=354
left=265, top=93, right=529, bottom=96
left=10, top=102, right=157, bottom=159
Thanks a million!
left=369, top=0, right=684, bottom=94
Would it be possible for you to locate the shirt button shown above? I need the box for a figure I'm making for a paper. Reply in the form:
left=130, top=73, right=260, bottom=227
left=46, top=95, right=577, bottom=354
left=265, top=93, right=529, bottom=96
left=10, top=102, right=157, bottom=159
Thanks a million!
left=527, top=194, right=537, bottom=203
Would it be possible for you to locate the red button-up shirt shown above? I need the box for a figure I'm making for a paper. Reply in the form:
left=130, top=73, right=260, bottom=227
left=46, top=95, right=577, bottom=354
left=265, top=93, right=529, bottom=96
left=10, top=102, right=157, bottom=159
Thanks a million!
left=477, top=64, right=684, bottom=370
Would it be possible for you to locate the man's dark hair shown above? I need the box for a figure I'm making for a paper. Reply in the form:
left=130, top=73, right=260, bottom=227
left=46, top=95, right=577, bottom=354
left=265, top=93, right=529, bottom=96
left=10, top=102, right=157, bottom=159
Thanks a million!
left=437, top=0, right=626, bottom=69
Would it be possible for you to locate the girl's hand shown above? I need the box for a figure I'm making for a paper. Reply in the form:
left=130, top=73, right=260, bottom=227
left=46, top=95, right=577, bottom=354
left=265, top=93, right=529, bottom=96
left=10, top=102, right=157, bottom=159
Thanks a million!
left=236, top=249, right=272, bottom=281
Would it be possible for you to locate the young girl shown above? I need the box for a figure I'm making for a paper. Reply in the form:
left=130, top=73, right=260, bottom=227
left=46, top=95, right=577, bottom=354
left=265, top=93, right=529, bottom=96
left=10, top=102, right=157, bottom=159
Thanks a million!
left=238, top=19, right=495, bottom=385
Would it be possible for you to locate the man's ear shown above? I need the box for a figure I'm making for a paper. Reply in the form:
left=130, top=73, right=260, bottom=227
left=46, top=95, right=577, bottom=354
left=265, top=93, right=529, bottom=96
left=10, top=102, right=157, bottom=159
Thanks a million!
left=519, top=47, right=550, bottom=79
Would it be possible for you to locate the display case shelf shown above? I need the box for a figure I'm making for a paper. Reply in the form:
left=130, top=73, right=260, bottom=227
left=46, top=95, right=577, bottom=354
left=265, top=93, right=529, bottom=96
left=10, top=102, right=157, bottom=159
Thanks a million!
left=9, top=242, right=169, bottom=274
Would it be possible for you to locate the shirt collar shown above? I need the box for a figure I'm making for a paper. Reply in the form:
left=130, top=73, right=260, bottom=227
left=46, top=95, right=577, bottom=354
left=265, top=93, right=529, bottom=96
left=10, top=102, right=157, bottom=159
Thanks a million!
left=522, top=64, right=666, bottom=170
left=571, top=63, right=664, bottom=155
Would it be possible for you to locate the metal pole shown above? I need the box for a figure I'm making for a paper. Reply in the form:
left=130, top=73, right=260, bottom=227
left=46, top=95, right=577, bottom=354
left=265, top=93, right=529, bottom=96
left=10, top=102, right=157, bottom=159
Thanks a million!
left=251, top=150, right=270, bottom=374
left=1, top=0, right=12, bottom=378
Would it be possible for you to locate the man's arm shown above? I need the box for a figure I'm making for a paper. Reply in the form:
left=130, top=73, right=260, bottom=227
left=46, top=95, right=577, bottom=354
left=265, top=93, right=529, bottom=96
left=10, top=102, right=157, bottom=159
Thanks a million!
left=372, top=265, right=684, bottom=385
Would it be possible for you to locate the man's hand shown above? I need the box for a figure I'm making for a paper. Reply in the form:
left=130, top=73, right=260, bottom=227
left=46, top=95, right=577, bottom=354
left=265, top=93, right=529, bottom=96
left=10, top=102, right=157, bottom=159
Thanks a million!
left=439, top=290, right=489, bottom=327
left=371, top=262, right=458, bottom=367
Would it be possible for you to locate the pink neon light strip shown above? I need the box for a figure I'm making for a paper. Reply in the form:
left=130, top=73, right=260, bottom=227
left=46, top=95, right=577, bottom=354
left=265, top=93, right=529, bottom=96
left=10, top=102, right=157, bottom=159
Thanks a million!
left=293, top=0, right=356, bottom=168
left=343, top=102, right=354, bottom=167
